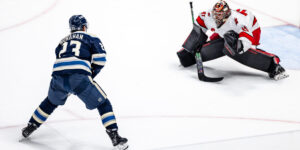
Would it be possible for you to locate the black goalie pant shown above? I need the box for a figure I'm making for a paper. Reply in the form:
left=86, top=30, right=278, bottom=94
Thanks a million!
left=199, top=38, right=279, bottom=73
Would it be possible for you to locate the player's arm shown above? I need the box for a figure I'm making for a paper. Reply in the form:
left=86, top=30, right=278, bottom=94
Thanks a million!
left=55, top=44, right=62, bottom=59
left=195, top=11, right=209, bottom=33
left=91, top=37, right=106, bottom=78
left=223, top=27, right=253, bottom=56
left=234, top=9, right=255, bottom=53
left=237, top=25, right=253, bottom=52
left=223, top=22, right=254, bottom=56
left=181, top=11, right=209, bottom=54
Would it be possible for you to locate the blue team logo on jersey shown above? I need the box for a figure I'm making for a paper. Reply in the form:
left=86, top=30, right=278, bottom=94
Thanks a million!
left=259, top=25, right=300, bottom=70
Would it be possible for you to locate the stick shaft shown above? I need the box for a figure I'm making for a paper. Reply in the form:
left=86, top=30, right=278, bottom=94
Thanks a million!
left=189, top=2, right=195, bottom=24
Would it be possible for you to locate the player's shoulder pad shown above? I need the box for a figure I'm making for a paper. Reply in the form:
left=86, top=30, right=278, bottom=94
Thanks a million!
left=73, top=31, right=99, bottom=39
left=85, top=32, right=99, bottom=38
left=87, top=33, right=102, bottom=42
left=232, top=9, right=254, bottom=26
left=233, top=9, right=254, bottom=18
left=59, top=35, right=70, bottom=44
left=77, top=31, right=102, bottom=44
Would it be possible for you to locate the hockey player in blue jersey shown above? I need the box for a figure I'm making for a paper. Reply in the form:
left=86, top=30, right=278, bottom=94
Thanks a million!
left=21, top=15, right=128, bottom=150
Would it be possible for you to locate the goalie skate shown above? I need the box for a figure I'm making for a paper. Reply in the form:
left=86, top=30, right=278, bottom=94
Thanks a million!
left=114, top=143, right=129, bottom=150
left=269, top=64, right=289, bottom=81
left=274, top=72, right=289, bottom=80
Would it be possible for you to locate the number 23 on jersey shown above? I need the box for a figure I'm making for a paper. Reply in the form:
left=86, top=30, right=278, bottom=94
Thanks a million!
left=59, top=40, right=81, bottom=58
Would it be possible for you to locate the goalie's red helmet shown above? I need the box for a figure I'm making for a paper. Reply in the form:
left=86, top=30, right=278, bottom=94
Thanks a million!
left=212, top=0, right=231, bottom=28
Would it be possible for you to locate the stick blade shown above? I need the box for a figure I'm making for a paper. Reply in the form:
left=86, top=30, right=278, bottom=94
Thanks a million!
left=198, top=74, right=224, bottom=82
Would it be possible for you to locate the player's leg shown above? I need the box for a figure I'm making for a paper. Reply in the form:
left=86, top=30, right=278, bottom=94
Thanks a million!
left=97, top=99, right=128, bottom=149
left=225, top=48, right=276, bottom=71
left=22, top=97, right=58, bottom=138
left=222, top=31, right=288, bottom=80
left=177, top=38, right=225, bottom=67
left=228, top=48, right=287, bottom=80
left=22, top=75, right=69, bottom=138
left=177, top=24, right=208, bottom=67
left=200, top=38, right=226, bottom=62
left=177, top=25, right=225, bottom=67
left=70, top=74, right=128, bottom=149
left=177, top=48, right=196, bottom=67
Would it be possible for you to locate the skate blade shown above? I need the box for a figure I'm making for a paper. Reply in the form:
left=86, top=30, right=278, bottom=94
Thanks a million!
left=274, top=73, right=289, bottom=81
left=114, top=143, right=129, bottom=150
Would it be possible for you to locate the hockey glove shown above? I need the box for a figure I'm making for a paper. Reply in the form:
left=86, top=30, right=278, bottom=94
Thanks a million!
left=223, top=30, right=244, bottom=57
left=91, top=66, right=103, bottom=79
left=91, top=69, right=100, bottom=79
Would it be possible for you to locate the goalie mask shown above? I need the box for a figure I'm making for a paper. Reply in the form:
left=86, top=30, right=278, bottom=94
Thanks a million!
left=212, top=0, right=231, bottom=28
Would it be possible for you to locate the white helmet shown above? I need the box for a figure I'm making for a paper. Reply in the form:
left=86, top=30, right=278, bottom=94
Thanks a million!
left=212, top=0, right=231, bottom=28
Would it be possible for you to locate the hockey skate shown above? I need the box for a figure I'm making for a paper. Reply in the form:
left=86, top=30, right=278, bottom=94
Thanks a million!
left=22, top=123, right=38, bottom=138
left=269, top=64, right=289, bottom=80
left=106, top=129, right=128, bottom=150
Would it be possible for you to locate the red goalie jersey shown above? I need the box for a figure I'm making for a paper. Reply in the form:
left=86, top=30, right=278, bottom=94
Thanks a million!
left=196, top=9, right=261, bottom=52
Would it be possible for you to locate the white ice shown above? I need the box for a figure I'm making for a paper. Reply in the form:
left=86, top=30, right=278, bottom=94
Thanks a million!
left=0, top=0, right=300, bottom=150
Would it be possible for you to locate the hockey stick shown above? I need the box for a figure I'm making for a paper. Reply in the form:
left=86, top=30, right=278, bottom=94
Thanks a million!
left=189, top=2, right=224, bottom=82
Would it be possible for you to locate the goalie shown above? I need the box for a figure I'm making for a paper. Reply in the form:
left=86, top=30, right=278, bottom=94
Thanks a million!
left=177, top=0, right=288, bottom=80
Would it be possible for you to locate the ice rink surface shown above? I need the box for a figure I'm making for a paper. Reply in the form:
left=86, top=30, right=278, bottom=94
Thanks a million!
left=0, top=0, right=300, bottom=149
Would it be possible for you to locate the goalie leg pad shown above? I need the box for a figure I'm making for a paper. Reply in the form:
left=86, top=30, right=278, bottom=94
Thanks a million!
left=227, top=48, right=280, bottom=72
left=177, top=48, right=196, bottom=67
left=200, top=38, right=225, bottom=62
left=182, top=23, right=208, bottom=54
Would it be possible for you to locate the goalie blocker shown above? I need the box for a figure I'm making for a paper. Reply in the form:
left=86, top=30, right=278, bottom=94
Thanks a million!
left=177, top=23, right=207, bottom=67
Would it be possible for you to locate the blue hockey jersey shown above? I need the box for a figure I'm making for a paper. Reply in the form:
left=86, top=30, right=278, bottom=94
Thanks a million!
left=52, top=31, right=106, bottom=77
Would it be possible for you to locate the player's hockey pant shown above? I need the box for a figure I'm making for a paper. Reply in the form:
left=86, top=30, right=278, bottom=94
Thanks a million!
left=178, top=38, right=280, bottom=73
left=28, top=74, right=118, bottom=129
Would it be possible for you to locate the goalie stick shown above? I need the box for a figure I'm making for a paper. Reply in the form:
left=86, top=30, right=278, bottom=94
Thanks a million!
left=189, top=2, right=224, bottom=82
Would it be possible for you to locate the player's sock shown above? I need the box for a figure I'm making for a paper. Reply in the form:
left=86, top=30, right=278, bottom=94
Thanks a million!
left=97, top=100, right=118, bottom=129
left=28, top=97, right=58, bottom=127
left=22, top=97, right=57, bottom=138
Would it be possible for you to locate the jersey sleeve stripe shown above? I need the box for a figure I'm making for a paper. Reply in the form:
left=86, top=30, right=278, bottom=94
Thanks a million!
left=92, top=53, right=106, bottom=58
left=239, top=32, right=254, bottom=44
left=196, top=16, right=207, bottom=29
left=252, top=17, right=257, bottom=27
left=92, top=53, right=106, bottom=66
left=252, top=27, right=261, bottom=45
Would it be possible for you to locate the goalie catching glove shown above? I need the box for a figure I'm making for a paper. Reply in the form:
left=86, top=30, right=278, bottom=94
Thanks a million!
left=223, top=30, right=244, bottom=56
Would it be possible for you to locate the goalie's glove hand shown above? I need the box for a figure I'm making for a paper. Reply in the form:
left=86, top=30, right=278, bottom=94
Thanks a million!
left=223, top=30, right=244, bottom=56
left=236, top=40, right=244, bottom=54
